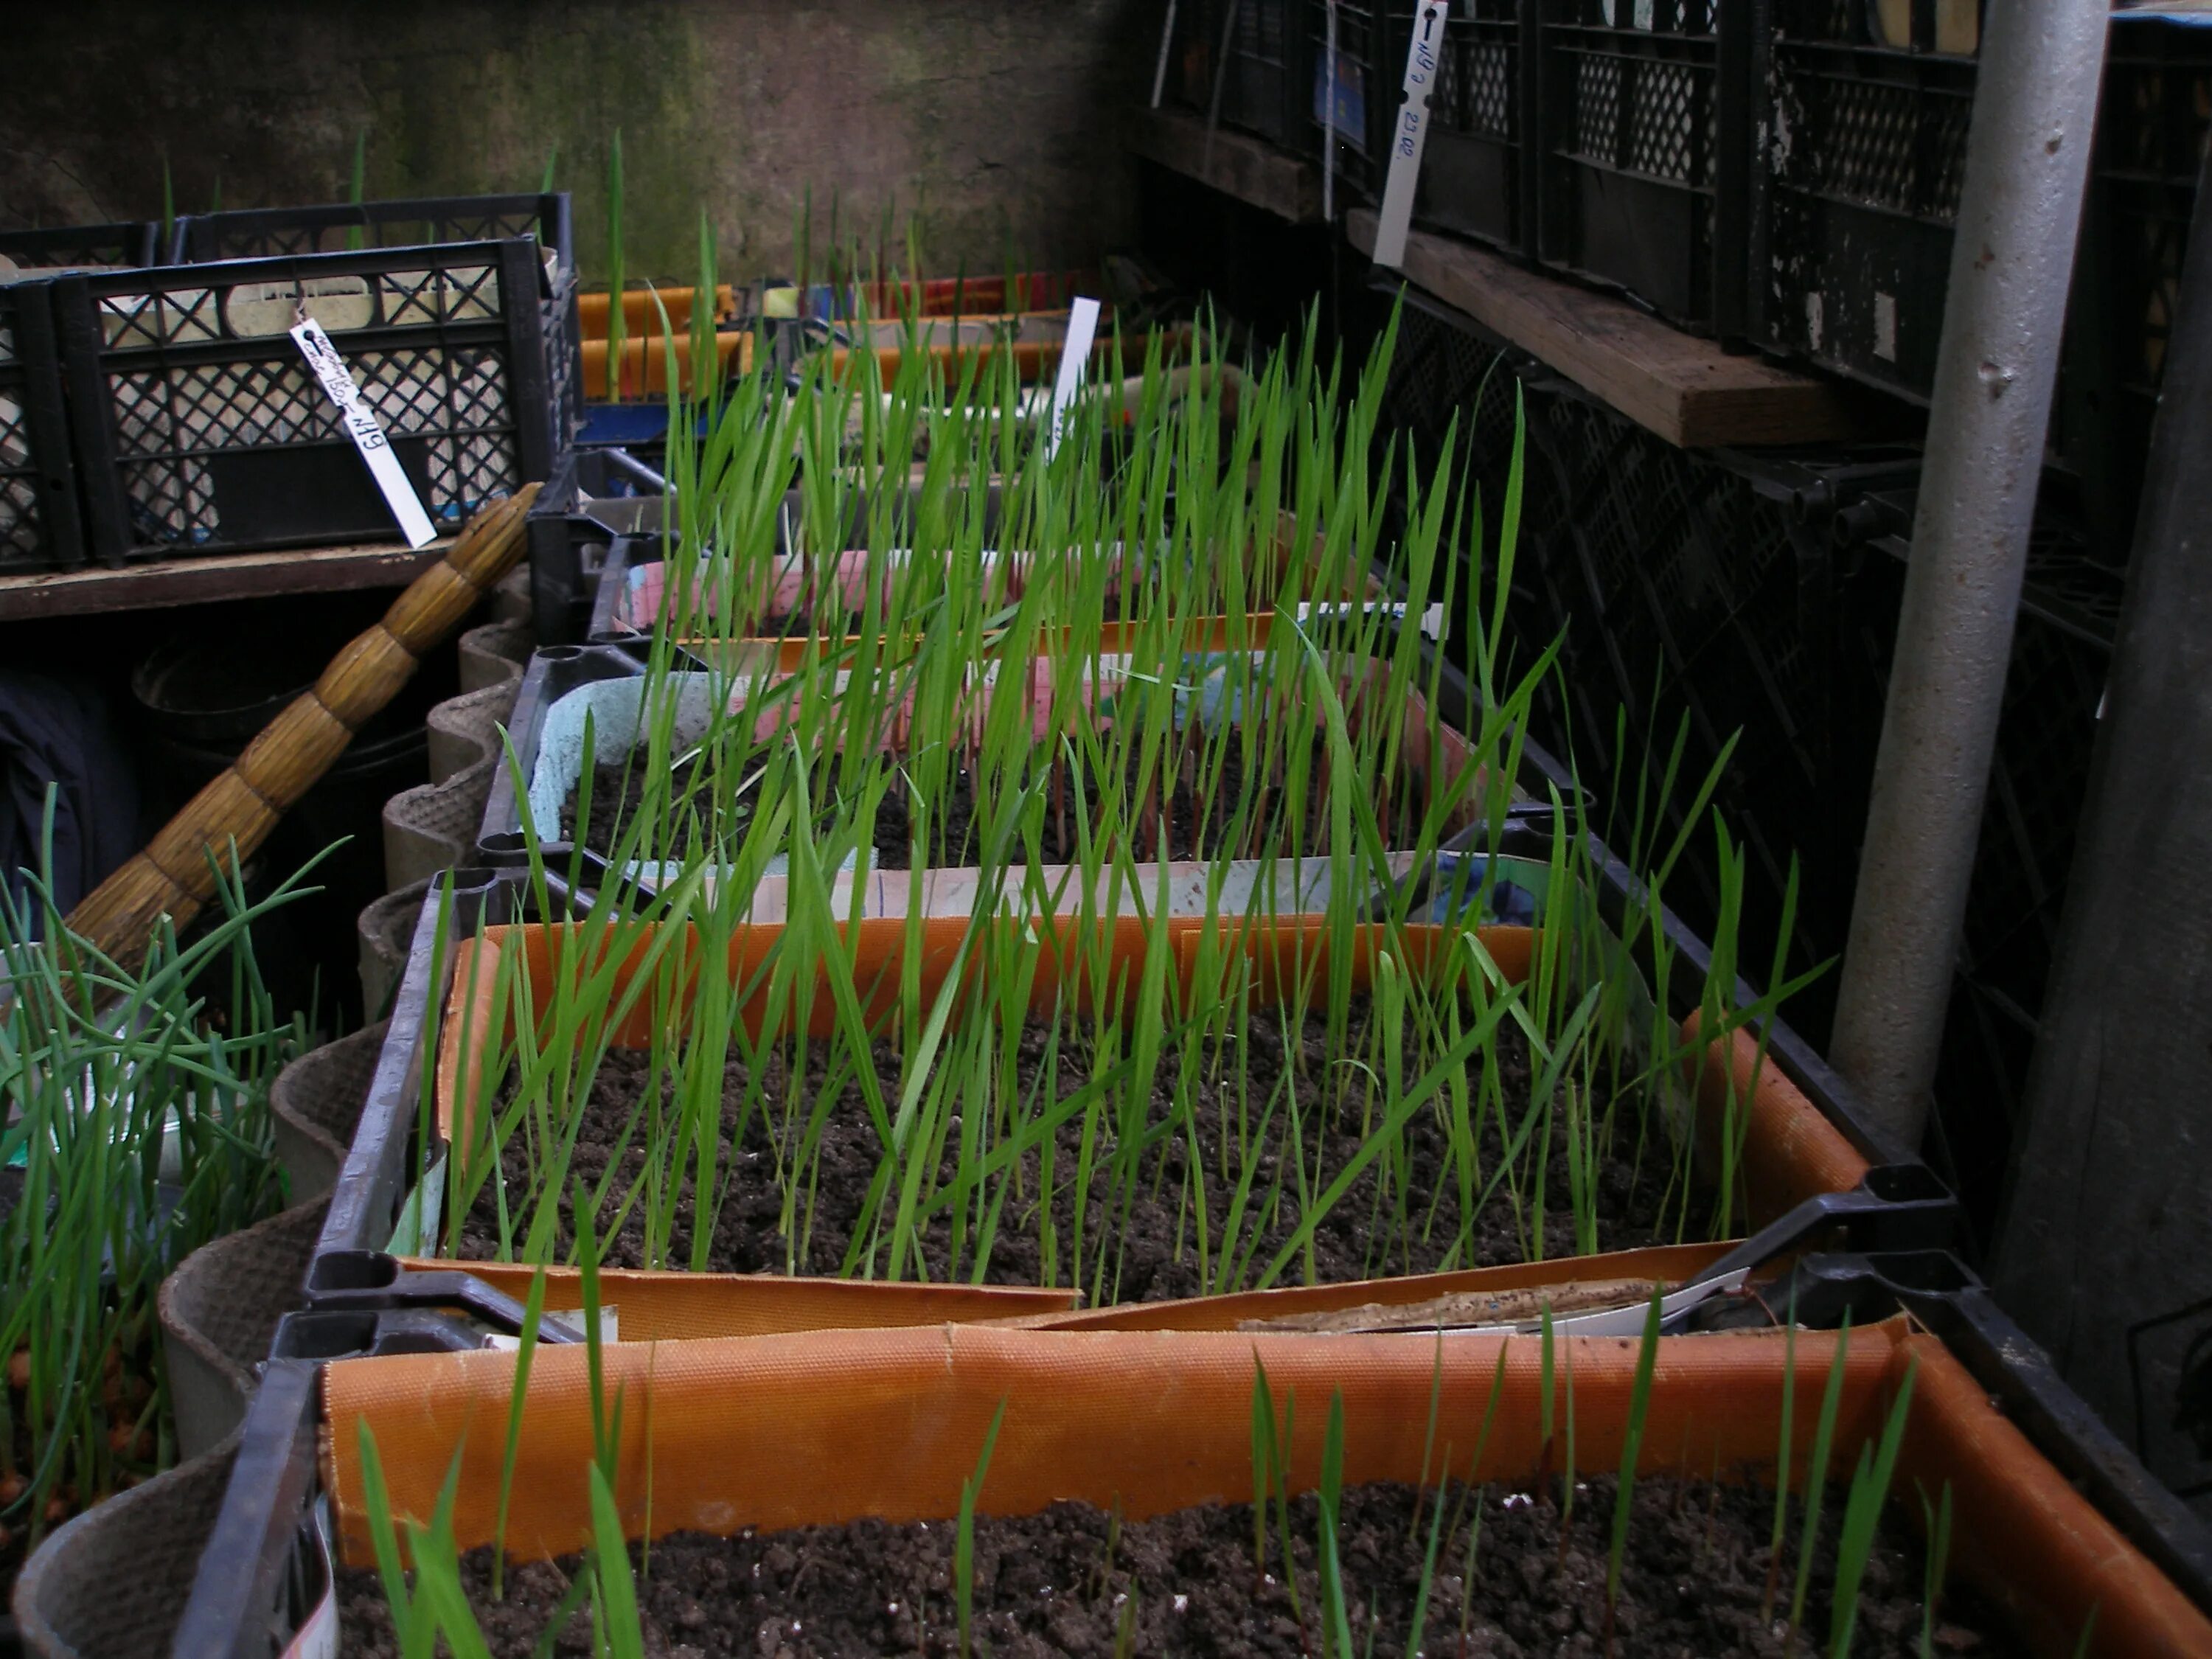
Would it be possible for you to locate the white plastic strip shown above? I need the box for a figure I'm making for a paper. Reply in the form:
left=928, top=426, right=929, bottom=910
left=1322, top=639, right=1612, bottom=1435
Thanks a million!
left=1371, top=0, right=1448, bottom=271
left=1043, top=296, right=1102, bottom=460
left=290, top=316, right=437, bottom=548
left=1151, top=0, right=1178, bottom=107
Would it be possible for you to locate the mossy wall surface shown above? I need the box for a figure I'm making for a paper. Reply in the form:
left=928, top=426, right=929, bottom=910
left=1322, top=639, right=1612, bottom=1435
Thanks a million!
left=0, top=0, right=1152, bottom=281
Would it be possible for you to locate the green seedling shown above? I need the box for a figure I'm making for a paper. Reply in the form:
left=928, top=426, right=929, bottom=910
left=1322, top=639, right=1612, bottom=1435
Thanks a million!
left=1605, top=1286, right=1665, bottom=1655
left=956, top=1399, right=1008, bottom=1659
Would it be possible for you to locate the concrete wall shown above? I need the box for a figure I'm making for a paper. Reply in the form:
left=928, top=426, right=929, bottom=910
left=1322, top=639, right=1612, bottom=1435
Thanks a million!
left=0, top=0, right=1153, bottom=281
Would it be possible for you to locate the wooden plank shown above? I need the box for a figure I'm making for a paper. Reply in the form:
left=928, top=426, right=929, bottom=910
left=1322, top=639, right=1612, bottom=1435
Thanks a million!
left=0, top=538, right=454, bottom=622
left=1347, top=210, right=1894, bottom=449
left=1129, top=108, right=1323, bottom=226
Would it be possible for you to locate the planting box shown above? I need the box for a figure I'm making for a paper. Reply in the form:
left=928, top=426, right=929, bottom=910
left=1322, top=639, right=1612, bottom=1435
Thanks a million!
left=582, top=499, right=1383, bottom=658
left=168, top=1211, right=2212, bottom=1657
left=49, top=238, right=569, bottom=563
left=476, top=617, right=1489, bottom=905
left=756, top=271, right=1096, bottom=321
left=324, top=1315, right=2212, bottom=1652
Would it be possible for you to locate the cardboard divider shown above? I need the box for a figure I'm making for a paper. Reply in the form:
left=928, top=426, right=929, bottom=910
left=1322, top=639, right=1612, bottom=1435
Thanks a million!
left=1000, top=1239, right=1733, bottom=1332
left=402, top=1260, right=1075, bottom=1340
left=317, top=1318, right=2212, bottom=1655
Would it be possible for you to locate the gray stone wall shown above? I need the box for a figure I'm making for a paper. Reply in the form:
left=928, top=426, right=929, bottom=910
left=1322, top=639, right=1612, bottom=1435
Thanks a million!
left=0, top=0, right=1153, bottom=280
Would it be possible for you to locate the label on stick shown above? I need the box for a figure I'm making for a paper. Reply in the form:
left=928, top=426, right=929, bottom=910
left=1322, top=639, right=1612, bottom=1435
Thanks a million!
left=1371, top=0, right=1447, bottom=271
left=1044, top=296, right=1103, bottom=461
left=290, top=317, right=438, bottom=549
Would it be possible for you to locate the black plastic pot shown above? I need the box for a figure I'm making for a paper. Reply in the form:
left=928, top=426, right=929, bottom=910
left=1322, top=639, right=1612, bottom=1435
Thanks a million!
left=130, top=594, right=461, bottom=1028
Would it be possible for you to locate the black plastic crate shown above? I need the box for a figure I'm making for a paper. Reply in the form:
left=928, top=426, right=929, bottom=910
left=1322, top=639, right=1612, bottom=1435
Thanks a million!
left=1304, top=0, right=1388, bottom=201
left=49, top=238, right=563, bottom=565
left=0, top=219, right=159, bottom=271
left=1539, top=0, right=1750, bottom=333
left=172, top=194, right=584, bottom=463
left=2057, top=15, right=2212, bottom=557
left=1377, top=299, right=1911, bottom=994
left=0, top=279, right=86, bottom=569
left=1753, top=0, right=1980, bottom=397
left=1410, top=0, right=1532, bottom=248
left=168, top=192, right=573, bottom=271
left=1208, top=0, right=1310, bottom=147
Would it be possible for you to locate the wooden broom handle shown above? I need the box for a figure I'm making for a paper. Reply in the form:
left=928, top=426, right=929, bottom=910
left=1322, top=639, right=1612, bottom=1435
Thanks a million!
left=65, top=485, right=541, bottom=976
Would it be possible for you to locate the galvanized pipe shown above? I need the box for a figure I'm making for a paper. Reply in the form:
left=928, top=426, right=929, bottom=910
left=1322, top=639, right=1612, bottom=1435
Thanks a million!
left=1826, top=0, right=2107, bottom=1147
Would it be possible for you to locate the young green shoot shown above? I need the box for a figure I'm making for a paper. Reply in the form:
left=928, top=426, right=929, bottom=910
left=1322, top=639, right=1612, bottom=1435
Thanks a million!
left=1605, top=1286, right=1665, bottom=1655
left=956, top=1399, right=1008, bottom=1659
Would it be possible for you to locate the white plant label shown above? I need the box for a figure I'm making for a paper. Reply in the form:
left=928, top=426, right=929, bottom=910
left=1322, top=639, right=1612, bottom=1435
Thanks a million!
left=1044, top=296, right=1102, bottom=461
left=1371, top=0, right=1448, bottom=271
left=290, top=316, right=437, bottom=549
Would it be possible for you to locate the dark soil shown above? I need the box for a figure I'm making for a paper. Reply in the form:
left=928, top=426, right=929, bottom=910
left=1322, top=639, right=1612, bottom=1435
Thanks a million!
left=337, top=1473, right=2023, bottom=1658
left=565, top=732, right=1400, bottom=868
left=456, top=1004, right=1672, bottom=1298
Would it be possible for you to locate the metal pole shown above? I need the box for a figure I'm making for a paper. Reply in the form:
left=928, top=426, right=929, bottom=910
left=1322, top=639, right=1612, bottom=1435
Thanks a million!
left=1825, top=0, right=2107, bottom=1147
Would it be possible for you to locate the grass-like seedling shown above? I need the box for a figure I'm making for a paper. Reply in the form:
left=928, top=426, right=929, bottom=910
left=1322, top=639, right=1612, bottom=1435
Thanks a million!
left=1918, top=1479, right=1954, bottom=1659
left=1829, top=1358, right=1917, bottom=1658
left=1604, top=1286, right=1666, bottom=1654
left=1790, top=1310, right=1856, bottom=1651
left=604, top=129, right=626, bottom=398
left=955, top=1399, right=1006, bottom=1659
left=0, top=839, right=312, bottom=1569
left=1315, top=1390, right=1356, bottom=1658
left=1249, top=1356, right=1304, bottom=1626
left=1763, top=1281, right=1801, bottom=1623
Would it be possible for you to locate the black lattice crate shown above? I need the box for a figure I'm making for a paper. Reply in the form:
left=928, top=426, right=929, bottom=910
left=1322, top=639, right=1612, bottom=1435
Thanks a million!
left=169, top=192, right=574, bottom=271
left=0, top=279, right=86, bottom=569
left=2057, top=16, right=2211, bottom=558
left=1304, top=0, right=1386, bottom=200
left=1196, top=0, right=1309, bottom=148
left=1754, top=0, right=1979, bottom=399
left=1538, top=0, right=1745, bottom=333
left=0, top=220, right=159, bottom=271
left=51, top=238, right=560, bottom=565
left=1397, top=0, right=1531, bottom=249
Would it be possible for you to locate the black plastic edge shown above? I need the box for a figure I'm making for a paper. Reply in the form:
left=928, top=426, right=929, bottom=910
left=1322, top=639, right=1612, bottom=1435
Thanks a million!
left=314, top=867, right=525, bottom=1262
left=170, top=192, right=574, bottom=269
left=170, top=1360, right=320, bottom=1659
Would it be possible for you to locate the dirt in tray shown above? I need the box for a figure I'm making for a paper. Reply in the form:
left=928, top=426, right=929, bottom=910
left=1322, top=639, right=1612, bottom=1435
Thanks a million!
left=456, top=1001, right=1672, bottom=1298
left=563, top=733, right=1401, bottom=867
left=336, top=1473, right=2023, bottom=1658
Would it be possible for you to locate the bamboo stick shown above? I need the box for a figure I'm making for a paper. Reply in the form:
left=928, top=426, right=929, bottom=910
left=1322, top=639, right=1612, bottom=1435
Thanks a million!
left=65, top=486, right=540, bottom=975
